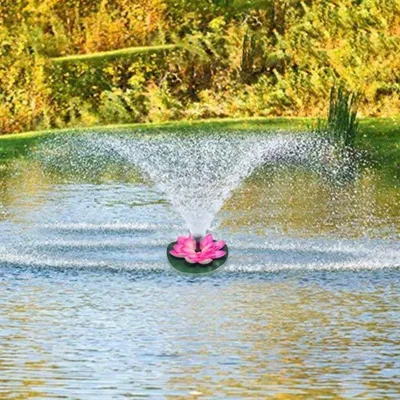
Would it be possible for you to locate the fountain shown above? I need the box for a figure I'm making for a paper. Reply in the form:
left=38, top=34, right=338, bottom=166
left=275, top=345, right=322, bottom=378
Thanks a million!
left=32, top=129, right=366, bottom=274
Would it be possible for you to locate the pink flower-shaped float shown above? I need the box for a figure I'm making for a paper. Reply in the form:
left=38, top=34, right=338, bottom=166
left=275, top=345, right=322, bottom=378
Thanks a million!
left=169, top=233, right=226, bottom=265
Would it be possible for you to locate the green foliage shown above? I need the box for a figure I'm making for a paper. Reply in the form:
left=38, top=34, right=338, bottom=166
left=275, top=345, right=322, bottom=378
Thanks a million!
left=0, top=0, right=399, bottom=134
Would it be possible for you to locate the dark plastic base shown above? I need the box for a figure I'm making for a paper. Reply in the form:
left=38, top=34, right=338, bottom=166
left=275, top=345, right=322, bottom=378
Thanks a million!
left=167, top=242, right=228, bottom=274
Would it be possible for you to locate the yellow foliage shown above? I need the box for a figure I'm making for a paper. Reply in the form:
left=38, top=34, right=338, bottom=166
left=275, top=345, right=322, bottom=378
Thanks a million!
left=0, top=0, right=399, bottom=133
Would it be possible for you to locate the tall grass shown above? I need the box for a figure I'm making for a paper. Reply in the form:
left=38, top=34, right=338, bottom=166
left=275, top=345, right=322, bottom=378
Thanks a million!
left=315, top=87, right=359, bottom=149
left=311, top=86, right=361, bottom=185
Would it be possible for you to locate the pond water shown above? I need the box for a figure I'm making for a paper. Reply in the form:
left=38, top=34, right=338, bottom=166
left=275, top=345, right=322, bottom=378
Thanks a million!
left=0, top=130, right=399, bottom=398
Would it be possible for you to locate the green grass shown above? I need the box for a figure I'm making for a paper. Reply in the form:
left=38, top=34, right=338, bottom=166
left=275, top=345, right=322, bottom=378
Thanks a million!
left=356, top=118, right=400, bottom=173
left=51, top=44, right=178, bottom=64
left=0, top=117, right=398, bottom=180
left=0, top=116, right=305, bottom=139
left=0, top=117, right=303, bottom=159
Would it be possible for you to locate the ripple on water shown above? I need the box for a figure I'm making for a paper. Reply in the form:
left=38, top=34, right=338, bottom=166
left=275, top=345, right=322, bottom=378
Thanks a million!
left=0, top=131, right=399, bottom=397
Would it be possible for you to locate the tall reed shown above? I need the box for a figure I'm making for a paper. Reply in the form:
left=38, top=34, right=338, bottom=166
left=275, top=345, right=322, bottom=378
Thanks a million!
left=315, top=87, right=359, bottom=149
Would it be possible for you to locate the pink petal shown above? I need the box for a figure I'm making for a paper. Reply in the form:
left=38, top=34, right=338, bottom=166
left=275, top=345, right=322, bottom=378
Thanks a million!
left=200, top=233, right=213, bottom=249
left=200, top=250, right=214, bottom=259
left=177, top=236, right=188, bottom=245
left=170, top=250, right=185, bottom=258
left=201, top=244, right=212, bottom=253
left=177, top=235, right=195, bottom=248
left=199, top=258, right=213, bottom=265
left=196, top=250, right=214, bottom=261
left=185, top=256, right=197, bottom=264
left=213, top=240, right=225, bottom=250
left=182, top=245, right=196, bottom=254
left=184, top=240, right=196, bottom=251
left=212, top=250, right=226, bottom=259
left=172, top=244, right=184, bottom=252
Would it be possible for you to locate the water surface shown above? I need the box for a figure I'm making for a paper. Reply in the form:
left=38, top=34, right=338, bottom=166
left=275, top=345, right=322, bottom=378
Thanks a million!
left=0, top=130, right=399, bottom=398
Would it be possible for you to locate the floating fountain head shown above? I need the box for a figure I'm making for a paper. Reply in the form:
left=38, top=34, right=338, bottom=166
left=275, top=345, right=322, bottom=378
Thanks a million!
left=167, top=233, right=229, bottom=273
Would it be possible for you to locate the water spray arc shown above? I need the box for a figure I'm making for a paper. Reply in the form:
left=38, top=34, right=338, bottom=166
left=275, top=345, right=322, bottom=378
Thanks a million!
left=35, top=129, right=363, bottom=274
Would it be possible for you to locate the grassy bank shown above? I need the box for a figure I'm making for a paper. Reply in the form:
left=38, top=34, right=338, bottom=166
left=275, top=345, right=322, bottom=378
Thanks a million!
left=0, top=117, right=305, bottom=159
left=0, top=117, right=398, bottom=177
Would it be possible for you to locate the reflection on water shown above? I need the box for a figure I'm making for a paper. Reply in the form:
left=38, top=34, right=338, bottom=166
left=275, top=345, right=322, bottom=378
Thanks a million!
left=0, top=132, right=399, bottom=398
left=1, top=269, right=400, bottom=398
left=225, top=167, right=399, bottom=239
